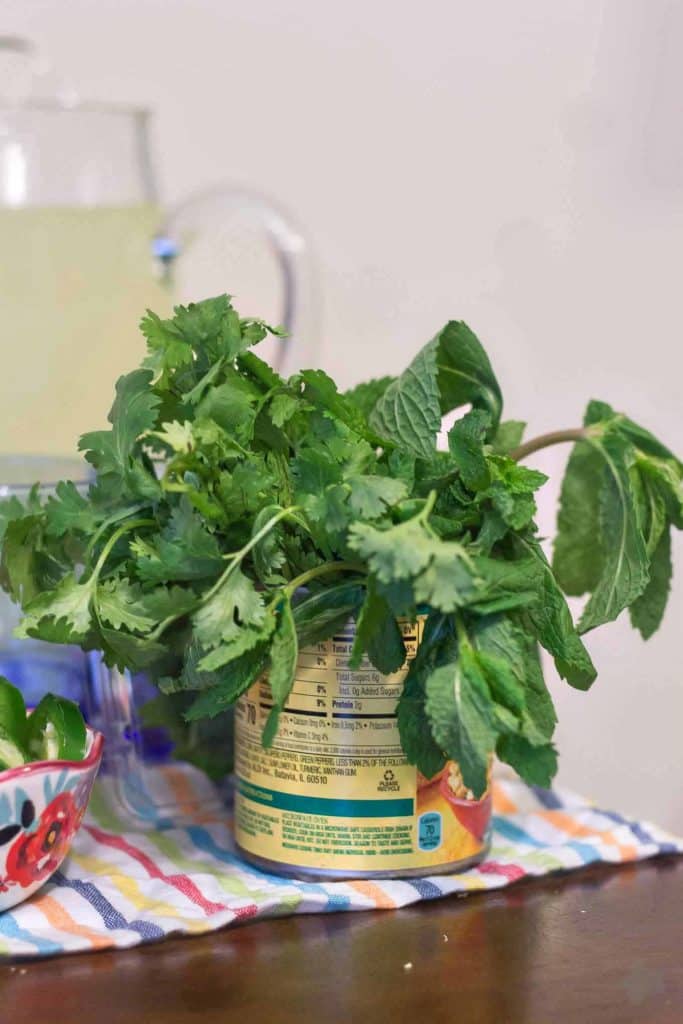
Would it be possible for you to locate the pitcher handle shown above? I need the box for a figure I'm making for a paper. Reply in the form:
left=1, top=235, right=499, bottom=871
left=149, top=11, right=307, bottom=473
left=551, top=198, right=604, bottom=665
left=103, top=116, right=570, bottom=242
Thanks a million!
left=154, top=186, right=318, bottom=373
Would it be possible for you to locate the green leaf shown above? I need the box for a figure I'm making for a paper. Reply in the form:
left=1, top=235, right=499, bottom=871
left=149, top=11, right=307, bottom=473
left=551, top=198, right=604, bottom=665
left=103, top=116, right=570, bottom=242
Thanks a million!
left=553, top=439, right=605, bottom=595
left=435, top=321, right=503, bottom=430
left=198, top=610, right=276, bottom=672
left=346, top=475, right=407, bottom=520
left=471, top=615, right=556, bottom=746
left=262, top=598, right=298, bottom=747
left=96, top=578, right=157, bottom=633
left=578, top=431, right=649, bottom=632
left=349, top=583, right=406, bottom=674
left=148, top=420, right=194, bottom=454
left=369, top=341, right=441, bottom=458
left=514, top=537, right=596, bottom=690
left=0, top=495, right=26, bottom=545
left=140, top=309, right=193, bottom=376
left=476, top=650, right=525, bottom=714
left=425, top=645, right=495, bottom=797
left=79, top=369, right=161, bottom=482
left=298, top=369, right=377, bottom=443
left=396, top=669, right=447, bottom=780
left=348, top=513, right=437, bottom=583
left=133, top=498, right=223, bottom=583
left=448, top=409, right=491, bottom=492
left=196, top=378, right=258, bottom=447
left=344, top=377, right=396, bottom=418
left=99, top=628, right=171, bottom=674
left=44, top=481, right=99, bottom=538
left=492, top=420, right=526, bottom=456
left=496, top=735, right=557, bottom=788
left=269, top=392, right=301, bottom=428
left=292, top=582, right=364, bottom=647
left=251, top=504, right=288, bottom=585
left=184, top=645, right=269, bottom=721
left=193, top=568, right=266, bottom=651
left=17, top=575, right=94, bottom=640
left=629, top=526, right=672, bottom=640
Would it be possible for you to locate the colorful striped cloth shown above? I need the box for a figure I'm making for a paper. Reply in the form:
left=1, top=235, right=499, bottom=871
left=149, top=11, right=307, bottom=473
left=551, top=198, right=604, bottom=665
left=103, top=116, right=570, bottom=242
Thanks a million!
left=0, top=765, right=680, bottom=958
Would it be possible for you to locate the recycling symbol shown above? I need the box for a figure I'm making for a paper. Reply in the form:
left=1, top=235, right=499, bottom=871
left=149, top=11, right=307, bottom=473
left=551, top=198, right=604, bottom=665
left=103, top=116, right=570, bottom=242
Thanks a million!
left=383, top=769, right=395, bottom=782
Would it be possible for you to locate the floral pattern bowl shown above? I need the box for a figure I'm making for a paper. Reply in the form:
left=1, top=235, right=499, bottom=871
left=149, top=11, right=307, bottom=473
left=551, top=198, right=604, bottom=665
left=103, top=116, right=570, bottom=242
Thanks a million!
left=0, top=726, right=104, bottom=912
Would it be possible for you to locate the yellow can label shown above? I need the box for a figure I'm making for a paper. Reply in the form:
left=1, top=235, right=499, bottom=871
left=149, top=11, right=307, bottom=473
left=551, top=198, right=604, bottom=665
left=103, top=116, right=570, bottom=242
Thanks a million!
left=234, top=619, right=491, bottom=875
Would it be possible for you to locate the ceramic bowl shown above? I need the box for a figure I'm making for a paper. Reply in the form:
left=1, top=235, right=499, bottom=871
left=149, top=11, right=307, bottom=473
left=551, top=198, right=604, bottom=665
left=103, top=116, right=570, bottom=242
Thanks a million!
left=0, top=726, right=104, bottom=912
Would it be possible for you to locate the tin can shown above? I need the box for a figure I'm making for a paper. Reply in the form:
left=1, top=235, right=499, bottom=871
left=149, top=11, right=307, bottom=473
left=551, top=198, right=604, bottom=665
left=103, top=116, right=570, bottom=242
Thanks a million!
left=234, top=618, right=492, bottom=880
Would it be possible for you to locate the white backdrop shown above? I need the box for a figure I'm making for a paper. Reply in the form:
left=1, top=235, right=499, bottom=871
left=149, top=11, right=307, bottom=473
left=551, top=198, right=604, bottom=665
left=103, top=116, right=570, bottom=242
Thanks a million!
left=4, top=0, right=682, bottom=829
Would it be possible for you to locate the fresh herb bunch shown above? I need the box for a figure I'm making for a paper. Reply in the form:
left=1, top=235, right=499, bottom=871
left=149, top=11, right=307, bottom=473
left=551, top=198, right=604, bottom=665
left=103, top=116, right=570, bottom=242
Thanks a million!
left=1, top=295, right=680, bottom=796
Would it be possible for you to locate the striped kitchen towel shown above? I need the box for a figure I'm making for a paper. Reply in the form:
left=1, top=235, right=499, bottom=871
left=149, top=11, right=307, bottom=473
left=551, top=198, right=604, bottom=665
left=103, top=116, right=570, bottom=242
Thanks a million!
left=0, top=766, right=680, bottom=958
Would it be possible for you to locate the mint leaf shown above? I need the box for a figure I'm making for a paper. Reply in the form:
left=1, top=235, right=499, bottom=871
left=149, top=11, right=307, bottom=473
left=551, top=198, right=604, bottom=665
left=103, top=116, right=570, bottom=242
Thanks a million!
left=262, top=597, right=298, bottom=747
left=435, top=321, right=503, bottom=430
left=514, top=536, right=596, bottom=690
left=184, top=645, right=269, bottom=721
left=629, top=526, right=672, bottom=640
left=553, top=439, right=606, bottom=595
left=497, top=734, right=557, bottom=788
left=492, top=420, right=526, bottom=456
left=344, top=377, right=396, bottom=418
left=448, top=409, right=491, bottom=492
left=349, top=583, right=405, bottom=674
left=397, top=670, right=447, bottom=780
left=425, top=646, right=495, bottom=797
left=292, top=582, right=364, bottom=647
left=369, top=342, right=441, bottom=458
left=578, top=430, right=649, bottom=632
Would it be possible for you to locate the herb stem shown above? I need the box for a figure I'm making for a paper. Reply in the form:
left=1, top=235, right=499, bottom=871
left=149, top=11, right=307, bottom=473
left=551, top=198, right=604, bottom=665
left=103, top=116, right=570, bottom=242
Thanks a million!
left=148, top=505, right=303, bottom=641
left=511, top=428, right=588, bottom=462
left=419, top=489, right=438, bottom=522
left=91, top=518, right=156, bottom=581
left=284, top=560, right=366, bottom=596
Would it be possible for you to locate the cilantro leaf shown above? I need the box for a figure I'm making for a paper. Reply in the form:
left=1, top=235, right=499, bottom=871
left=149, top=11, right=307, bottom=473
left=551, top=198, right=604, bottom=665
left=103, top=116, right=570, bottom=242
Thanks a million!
left=133, top=498, right=223, bottom=583
left=79, top=369, right=161, bottom=491
left=346, top=474, right=407, bottom=519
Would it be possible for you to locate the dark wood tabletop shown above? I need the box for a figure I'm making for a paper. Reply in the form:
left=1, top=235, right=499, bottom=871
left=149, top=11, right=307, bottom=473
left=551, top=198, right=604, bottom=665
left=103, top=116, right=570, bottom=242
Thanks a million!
left=3, top=856, right=682, bottom=1024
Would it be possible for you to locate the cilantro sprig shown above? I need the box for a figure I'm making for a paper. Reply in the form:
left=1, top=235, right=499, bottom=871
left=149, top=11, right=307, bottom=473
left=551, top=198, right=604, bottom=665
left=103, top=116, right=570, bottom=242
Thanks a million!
left=1, top=294, right=680, bottom=796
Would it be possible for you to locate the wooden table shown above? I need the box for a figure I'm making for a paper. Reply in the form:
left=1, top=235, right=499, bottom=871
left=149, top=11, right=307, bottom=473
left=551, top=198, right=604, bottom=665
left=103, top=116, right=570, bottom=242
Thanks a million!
left=3, top=856, right=682, bottom=1023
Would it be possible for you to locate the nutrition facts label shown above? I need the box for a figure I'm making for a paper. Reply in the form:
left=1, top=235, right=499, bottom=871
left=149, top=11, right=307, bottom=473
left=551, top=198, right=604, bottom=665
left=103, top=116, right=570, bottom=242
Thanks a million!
left=240, top=620, right=422, bottom=761
left=234, top=616, right=487, bottom=876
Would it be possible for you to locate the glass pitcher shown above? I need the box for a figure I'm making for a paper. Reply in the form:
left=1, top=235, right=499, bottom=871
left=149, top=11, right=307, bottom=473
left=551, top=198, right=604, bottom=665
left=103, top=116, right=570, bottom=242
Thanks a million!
left=0, top=37, right=317, bottom=457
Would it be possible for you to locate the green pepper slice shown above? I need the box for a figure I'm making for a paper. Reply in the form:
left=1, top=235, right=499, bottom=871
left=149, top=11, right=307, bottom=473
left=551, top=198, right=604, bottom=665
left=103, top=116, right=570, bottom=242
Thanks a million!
left=0, top=724, right=27, bottom=770
left=26, top=694, right=87, bottom=762
left=0, top=676, right=27, bottom=748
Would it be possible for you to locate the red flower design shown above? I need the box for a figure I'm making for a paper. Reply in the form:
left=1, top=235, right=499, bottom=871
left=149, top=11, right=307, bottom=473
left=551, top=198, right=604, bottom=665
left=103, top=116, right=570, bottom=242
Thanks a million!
left=4, top=793, right=78, bottom=889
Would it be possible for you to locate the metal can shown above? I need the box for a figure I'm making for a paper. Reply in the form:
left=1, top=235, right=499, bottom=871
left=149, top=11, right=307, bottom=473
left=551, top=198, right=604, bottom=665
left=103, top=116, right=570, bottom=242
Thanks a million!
left=234, top=618, right=492, bottom=880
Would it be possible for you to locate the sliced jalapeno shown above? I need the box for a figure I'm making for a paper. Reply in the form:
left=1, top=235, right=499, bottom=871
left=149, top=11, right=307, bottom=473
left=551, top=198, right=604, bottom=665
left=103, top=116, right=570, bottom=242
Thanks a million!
left=26, top=694, right=87, bottom=762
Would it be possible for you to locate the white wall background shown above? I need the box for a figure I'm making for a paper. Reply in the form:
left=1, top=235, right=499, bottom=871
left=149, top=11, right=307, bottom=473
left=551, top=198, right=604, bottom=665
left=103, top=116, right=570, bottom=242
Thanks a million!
left=4, top=0, right=682, bottom=829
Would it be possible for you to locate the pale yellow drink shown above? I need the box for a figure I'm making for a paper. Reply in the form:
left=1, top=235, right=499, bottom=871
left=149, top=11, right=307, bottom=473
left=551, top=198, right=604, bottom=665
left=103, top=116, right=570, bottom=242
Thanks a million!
left=0, top=206, right=172, bottom=456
